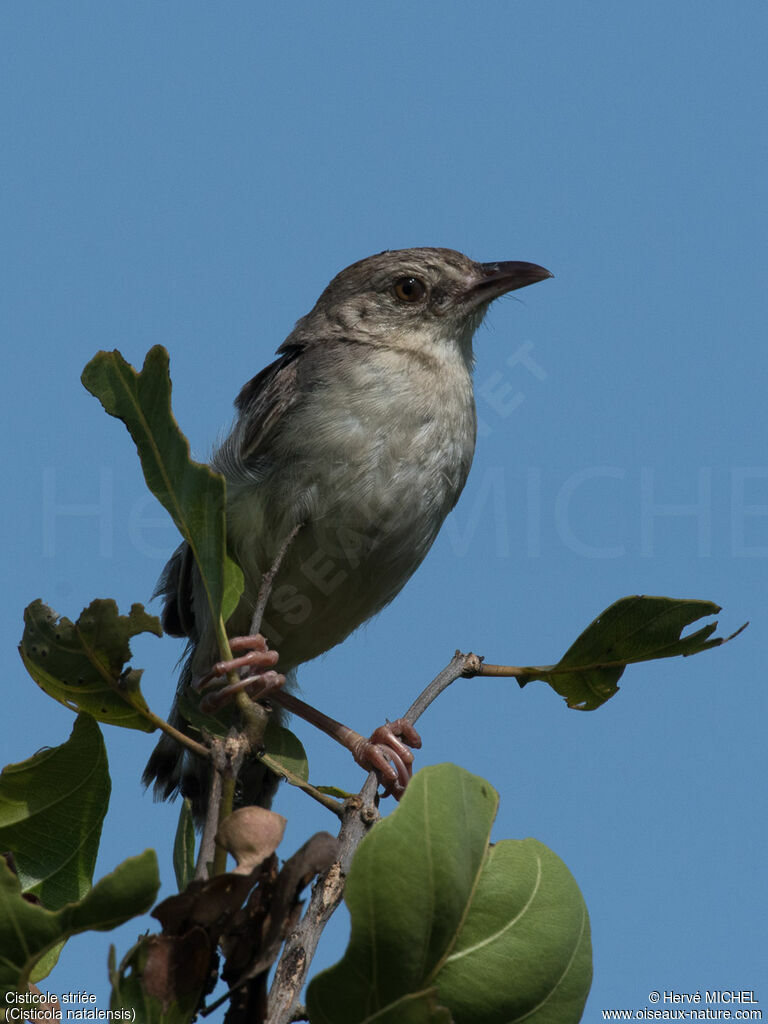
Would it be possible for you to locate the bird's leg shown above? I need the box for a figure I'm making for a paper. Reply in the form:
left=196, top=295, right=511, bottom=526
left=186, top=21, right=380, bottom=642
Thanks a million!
left=195, top=633, right=421, bottom=797
left=271, top=690, right=421, bottom=799
left=194, top=634, right=286, bottom=713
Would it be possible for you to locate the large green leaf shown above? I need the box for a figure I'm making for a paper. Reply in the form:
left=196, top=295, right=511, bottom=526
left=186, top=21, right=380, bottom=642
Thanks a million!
left=0, top=715, right=110, bottom=910
left=19, top=599, right=160, bottom=731
left=514, top=595, right=745, bottom=710
left=332, top=1000, right=451, bottom=1024
left=307, top=764, right=591, bottom=1024
left=0, top=850, right=159, bottom=999
left=435, top=841, right=592, bottom=1022
left=81, top=346, right=243, bottom=626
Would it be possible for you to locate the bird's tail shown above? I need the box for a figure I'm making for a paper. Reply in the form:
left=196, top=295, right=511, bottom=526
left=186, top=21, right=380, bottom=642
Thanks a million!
left=146, top=541, right=282, bottom=825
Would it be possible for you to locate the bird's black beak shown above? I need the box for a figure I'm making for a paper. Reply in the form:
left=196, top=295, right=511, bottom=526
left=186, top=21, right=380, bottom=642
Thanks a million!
left=467, top=260, right=553, bottom=306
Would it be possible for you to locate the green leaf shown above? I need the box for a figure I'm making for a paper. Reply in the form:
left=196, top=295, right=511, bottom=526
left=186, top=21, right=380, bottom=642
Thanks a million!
left=81, top=346, right=243, bottom=626
left=0, top=850, right=159, bottom=999
left=333, top=1000, right=452, bottom=1024
left=173, top=800, right=196, bottom=893
left=0, top=715, right=110, bottom=912
left=307, top=764, right=591, bottom=1024
left=515, top=595, right=747, bottom=710
left=314, top=785, right=355, bottom=800
left=435, top=841, right=592, bottom=1023
left=260, top=720, right=309, bottom=782
left=19, top=599, right=161, bottom=731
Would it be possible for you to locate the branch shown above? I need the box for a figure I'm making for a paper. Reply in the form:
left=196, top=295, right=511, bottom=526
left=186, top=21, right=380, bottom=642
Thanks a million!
left=402, top=650, right=483, bottom=722
left=266, top=650, right=478, bottom=1023
left=195, top=756, right=223, bottom=880
left=197, top=526, right=307, bottom=876
left=250, top=524, right=304, bottom=637
left=231, top=524, right=305, bottom=750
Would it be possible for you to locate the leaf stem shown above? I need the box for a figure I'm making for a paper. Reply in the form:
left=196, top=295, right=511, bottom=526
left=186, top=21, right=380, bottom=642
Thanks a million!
left=142, top=707, right=209, bottom=760
left=259, top=752, right=345, bottom=817
left=212, top=774, right=236, bottom=875
left=474, top=662, right=529, bottom=678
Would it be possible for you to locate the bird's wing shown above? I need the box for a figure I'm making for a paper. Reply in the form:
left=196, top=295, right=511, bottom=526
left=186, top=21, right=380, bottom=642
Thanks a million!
left=157, top=346, right=305, bottom=641
left=232, top=344, right=305, bottom=464
left=155, top=541, right=197, bottom=639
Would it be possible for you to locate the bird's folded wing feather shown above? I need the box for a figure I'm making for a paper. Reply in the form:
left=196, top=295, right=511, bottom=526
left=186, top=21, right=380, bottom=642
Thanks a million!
left=233, top=344, right=305, bottom=464
left=157, top=345, right=307, bottom=640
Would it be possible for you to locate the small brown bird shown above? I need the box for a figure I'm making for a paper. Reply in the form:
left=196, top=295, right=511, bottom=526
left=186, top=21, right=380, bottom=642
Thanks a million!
left=144, top=247, right=551, bottom=819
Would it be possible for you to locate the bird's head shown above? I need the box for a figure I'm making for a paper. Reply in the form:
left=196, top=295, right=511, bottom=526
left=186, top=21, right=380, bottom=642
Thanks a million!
left=285, top=247, right=552, bottom=365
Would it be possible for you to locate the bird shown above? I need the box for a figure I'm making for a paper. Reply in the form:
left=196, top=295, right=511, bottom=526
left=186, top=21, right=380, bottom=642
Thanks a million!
left=143, top=246, right=552, bottom=821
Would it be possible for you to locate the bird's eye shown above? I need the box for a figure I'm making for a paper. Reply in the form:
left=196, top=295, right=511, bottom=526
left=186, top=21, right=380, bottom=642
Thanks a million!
left=393, top=276, right=426, bottom=303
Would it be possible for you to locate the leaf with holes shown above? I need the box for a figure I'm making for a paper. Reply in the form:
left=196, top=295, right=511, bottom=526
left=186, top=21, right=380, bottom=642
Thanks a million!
left=19, top=599, right=161, bottom=731
left=512, top=595, right=747, bottom=710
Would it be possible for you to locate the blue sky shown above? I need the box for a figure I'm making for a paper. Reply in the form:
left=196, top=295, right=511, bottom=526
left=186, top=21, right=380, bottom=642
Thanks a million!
left=2, top=1, right=766, bottom=1016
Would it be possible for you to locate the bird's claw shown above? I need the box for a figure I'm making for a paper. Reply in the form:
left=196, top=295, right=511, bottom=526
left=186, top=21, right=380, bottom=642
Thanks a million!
left=193, top=638, right=421, bottom=798
left=352, top=718, right=422, bottom=799
left=194, top=634, right=285, bottom=713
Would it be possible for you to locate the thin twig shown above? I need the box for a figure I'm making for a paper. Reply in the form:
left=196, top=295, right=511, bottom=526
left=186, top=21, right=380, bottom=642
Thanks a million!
left=233, top=522, right=304, bottom=748
left=212, top=773, right=237, bottom=875
left=143, top=707, right=210, bottom=760
left=402, top=650, right=484, bottom=722
left=201, top=733, right=248, bottom=876
left=195, top=757, right=223, bottom=880
left=198, top=526, right=305, bottom=880
left=250, top=523, right=304, bottom=637
left=259, top=751, right=345, bottom=817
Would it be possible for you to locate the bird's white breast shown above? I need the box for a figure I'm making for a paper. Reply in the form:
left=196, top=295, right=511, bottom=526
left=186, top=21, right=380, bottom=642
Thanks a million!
left=224, top=342, right=477, bottom=670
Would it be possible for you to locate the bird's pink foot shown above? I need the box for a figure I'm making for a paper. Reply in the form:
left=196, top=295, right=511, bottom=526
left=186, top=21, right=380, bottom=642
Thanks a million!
left=194, top=634, right=285, bottom=713
left=350, top=718, right=422, bottom=799
left=194, top=641, right=421, bottom=798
